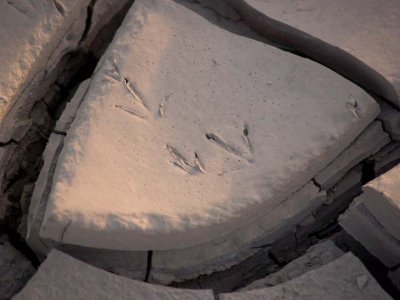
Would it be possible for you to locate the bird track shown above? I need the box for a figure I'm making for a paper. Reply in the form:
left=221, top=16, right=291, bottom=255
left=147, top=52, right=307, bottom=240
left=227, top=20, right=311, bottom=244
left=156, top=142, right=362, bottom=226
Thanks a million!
left=166, top=144, right=205, bottom=175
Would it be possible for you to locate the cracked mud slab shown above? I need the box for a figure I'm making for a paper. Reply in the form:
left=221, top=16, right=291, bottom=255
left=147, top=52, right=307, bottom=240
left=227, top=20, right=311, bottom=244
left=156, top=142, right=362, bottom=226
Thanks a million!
left=315, top=121, right=390, bottom=190
left=219, top=253, right=392, bottom=300
left=240, top=240, right=344, bottom=291
left=340, top=163, right=400, bottom=268
left=0, top=0, right=89, bottom=142
left=0, top=0, right=134, bottom=229
left=150, top=183, right=325, bottom=283
left=239, top=0, right=400, bottom=106
left=25, top=80, right=148, bottom=279
left=340, top=201, right=400, bottom=269
left=38, top=0, right=379, bottom=252
left=0, top=0, right=135, bottom=143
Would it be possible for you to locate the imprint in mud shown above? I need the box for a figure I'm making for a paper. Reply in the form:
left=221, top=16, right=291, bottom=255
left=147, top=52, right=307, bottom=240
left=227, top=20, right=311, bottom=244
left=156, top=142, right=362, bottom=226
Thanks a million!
left=166, top=144, right=205, bottom=175
left=123, top=77, right=150, bottom=112
left=205, top=124, right=254, bottom=163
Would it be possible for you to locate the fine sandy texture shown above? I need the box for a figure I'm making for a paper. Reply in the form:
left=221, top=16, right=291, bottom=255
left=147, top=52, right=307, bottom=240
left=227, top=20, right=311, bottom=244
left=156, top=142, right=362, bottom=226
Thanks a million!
left=242, top=0, right=400, bottom=104
left=219, top=253, right=392, bottom=300
left=13, top=250, right=215, bottom=300
left=39, top=0, right=378, bottom=251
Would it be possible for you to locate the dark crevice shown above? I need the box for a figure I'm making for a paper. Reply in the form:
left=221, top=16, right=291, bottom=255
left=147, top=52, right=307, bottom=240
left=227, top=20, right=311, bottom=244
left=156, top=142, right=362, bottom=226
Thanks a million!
left=0, top=141, right=16, bottom=147
left=361, top=159, right=376, bottom=184
left=311, top=178, right=322, bottom=190
left=52, top=0, right=66, bottom=16
left=188, top=0, right=243, bottom=23
left=145, top=250, right=153, bottom=282
left=312, top=222, right=342, bottom=240
left=172, top=248, right=277, bottom=293
left=79, top=0, right=97, bottom=44
left=52, top=130, right=67, bottom=136
left=268, top=251, right=284, bottom=267
left=88, top=0, right=135, bottom=59
left=3, top=227, right=40, bottom=268
left=51, top=50, right=97, bottom=120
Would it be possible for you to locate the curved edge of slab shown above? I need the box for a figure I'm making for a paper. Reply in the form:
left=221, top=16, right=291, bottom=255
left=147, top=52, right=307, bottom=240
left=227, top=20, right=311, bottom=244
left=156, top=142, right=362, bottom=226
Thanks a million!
left=37, top=0, right=380, bottom=252
left=223, top=0, right=399, bottom=108
left=13, top=250, right=215, bottom=300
